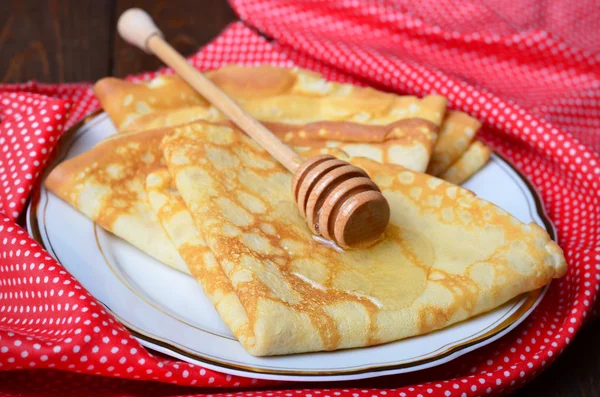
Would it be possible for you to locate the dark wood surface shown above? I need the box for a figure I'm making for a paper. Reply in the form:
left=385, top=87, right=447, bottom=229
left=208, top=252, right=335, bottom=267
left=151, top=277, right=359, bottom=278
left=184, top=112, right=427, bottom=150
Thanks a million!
left=0, top=0, right=236, bottom=82
left=0, top=1, right=598, bottom=396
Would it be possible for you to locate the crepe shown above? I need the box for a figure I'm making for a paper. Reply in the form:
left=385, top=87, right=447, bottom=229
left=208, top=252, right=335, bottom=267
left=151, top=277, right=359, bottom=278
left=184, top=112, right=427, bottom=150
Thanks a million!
left=427, top=111, right=481, bottom=176
left=94, top=66, right=494, bottom=179
left=47, top=65, right=450, bottom=274
left=95, top=66, right=447, bottom=131
left=161, top=121, right=566, bottom=356
left=441, top=141, right=493, bottom=184
left=145, top=168, right=254, bottom=347
left=94, top=66, right=447, bottom=173
left=44, top=128, right=190, bottom=274
left=43, top=116, right=439, bottom=275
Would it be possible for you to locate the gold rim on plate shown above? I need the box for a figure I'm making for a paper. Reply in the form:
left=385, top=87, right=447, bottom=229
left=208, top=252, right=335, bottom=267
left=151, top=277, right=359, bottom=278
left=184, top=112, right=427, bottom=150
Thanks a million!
left=27, top=111, right=552, bottom=377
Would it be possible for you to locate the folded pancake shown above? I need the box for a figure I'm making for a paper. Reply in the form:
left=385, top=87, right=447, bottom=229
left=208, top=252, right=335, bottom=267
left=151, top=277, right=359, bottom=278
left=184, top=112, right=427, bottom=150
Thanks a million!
left=145, top=168, right=254, bottom=348
left=441, top=141, right=494, bottom=184
left=270, top=119, right=439, bottom=172
left=94, top=65, right=492, bottom=181
left=94, top=66, right=447, bottom=173
left=43, top=118, right=441, bottom=275
left=427, top=111, right=482, bottom=176
left=44, top=128, right=190, bottom=274
left=95, top=66, right=446, bottom=131
left=48, top=64, right=450, bottom=274
left=126, top=109, right=441, bottom=172
left=162, top=121, right=566, bottom=356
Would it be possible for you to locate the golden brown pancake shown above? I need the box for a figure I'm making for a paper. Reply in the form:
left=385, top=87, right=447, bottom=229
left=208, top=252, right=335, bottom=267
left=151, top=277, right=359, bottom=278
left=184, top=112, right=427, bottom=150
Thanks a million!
left=42, top=118, right=442, bottom=275
left=441, top=140, right=494, bottom=184
left=94, top=66, right=447, bottom=173
left=95, top=66, right=447, bottom=131
left=161, top=121, right=566, bottom=356
left=93, top=65, right=493, bottom=180
left=145, top=168, right=254, bottom=348
left=44, top=128, right=190, bottom=274
left=48, top=65, right=450, bottom=274
left=427, top=111, right=482, bottom=176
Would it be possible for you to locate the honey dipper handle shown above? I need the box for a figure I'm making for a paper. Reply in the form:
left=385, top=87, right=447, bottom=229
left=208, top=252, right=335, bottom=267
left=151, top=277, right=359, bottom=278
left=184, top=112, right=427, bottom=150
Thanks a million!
left=117, top=8, right=163, bottom=53
left=117, top=8, right=304, bottom=173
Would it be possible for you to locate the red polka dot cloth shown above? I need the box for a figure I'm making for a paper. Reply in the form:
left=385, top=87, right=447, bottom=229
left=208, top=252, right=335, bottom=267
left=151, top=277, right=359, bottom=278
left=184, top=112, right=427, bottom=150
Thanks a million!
left=0, top=93, right=70, bottom=220
left=0, top=1, right=599, bottom=396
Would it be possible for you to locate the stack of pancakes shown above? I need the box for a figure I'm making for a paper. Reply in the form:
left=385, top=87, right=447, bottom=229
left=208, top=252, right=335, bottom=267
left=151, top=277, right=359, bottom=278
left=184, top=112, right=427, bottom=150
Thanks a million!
left=45, top=66, right=566, bottom=356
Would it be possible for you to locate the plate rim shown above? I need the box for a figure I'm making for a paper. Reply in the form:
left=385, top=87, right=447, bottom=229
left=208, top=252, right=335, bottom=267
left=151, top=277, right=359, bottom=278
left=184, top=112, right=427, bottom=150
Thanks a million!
left=27, top=110, right=555, bottom=380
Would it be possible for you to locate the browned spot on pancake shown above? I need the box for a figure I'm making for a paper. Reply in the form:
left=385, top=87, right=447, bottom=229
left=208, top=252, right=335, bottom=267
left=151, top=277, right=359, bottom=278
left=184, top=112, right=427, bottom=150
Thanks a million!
left=267, top=119, right=438, bottom=145
left=45, top=128, right=169, bottom=229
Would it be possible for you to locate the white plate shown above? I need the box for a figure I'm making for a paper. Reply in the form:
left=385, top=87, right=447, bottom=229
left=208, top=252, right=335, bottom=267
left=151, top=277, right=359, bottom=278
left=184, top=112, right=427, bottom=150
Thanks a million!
left=27, top=112, right=555, bottom=382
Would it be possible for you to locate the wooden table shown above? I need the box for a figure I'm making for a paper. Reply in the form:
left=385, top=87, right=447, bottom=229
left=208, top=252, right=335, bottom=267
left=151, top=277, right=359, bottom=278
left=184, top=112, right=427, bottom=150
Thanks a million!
left=1, top=1, right=598, bottom=396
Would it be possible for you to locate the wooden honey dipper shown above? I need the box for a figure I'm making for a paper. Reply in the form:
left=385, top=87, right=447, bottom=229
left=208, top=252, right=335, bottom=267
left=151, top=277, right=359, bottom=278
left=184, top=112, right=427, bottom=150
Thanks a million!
left=118, top=8, right=390, bottom=249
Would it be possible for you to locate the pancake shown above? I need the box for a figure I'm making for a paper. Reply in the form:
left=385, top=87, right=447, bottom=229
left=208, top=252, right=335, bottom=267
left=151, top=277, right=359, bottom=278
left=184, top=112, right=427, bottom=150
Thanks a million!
left=145, top=168, right=254, bottom=348
left=43, top=118, right=439, bottom=275
left=161, top=121, right=566, bottom=356
left=95, top=66, right=447, bottom=131
left=427, top=111, right=482, bottom=176
left=270, top=119, right=438, bottom=172
left=44, top=128, right=190, bottom=274
left=94, top=66, right=447, bottom=173
left=441, top=141, right=494, bottom=184
left=93, top=65, right=493, bottom=180
left=122, top=109, right=440, bottom=172
left=48, top=65, right=448, bottom=274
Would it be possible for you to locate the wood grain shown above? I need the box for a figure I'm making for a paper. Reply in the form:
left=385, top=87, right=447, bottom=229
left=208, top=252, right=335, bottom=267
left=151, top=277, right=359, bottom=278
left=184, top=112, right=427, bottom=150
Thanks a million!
left=291, top=155, right=389, bottom=248
left=0, top=0, right=598, bottom=395
left=112, top=0, right=236, bottom=76
left=0, top=0, right=112, bottom=83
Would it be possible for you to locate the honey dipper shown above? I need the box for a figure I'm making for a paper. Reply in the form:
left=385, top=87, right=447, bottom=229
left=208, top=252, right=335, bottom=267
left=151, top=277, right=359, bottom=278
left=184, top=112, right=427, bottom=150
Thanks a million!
left=117, top=8, right=390, bottom=249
